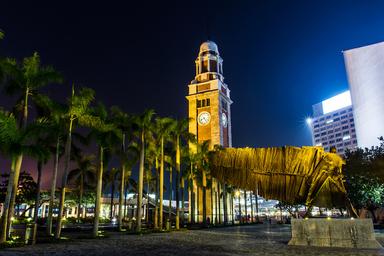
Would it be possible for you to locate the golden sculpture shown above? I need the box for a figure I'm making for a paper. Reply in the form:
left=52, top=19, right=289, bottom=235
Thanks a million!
left=210, top=146, right=357, bottom=217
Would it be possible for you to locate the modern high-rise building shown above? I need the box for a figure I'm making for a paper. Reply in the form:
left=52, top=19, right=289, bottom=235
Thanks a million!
left=343, top=41, right=384, bottom=148
left=309, top=91, right=358, bottom=155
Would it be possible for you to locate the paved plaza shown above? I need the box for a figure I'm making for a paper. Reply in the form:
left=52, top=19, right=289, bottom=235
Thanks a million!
left=1, top=224, right=384, bottom=256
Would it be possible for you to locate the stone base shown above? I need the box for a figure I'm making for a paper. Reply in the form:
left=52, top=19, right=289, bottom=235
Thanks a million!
left=289, top=218, right=382, bottom=248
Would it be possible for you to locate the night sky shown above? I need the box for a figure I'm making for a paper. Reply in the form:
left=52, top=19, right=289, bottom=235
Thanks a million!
left=1, top=1, right=384, bottom=186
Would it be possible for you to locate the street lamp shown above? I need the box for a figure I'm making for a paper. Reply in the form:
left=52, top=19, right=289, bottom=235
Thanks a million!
left=305, top=117, right=312, bottom=126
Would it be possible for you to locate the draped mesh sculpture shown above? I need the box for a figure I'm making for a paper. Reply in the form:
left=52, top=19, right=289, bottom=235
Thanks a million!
left=210, top=146, right=357, bottom=216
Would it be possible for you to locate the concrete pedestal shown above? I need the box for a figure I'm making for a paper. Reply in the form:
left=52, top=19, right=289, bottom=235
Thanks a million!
left=289, top=218, right=382, bottom=248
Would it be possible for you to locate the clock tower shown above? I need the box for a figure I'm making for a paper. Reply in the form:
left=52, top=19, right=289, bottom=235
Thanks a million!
left=186, top=41, right=233, bottom=149
left=186, top=41, right=233, bottom=224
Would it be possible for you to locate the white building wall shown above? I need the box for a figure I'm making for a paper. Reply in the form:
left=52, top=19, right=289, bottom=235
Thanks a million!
left=343, top=41, right=384, bottom=148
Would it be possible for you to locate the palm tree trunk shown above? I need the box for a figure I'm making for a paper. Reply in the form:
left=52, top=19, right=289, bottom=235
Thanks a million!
left=110, top=180, right=115, bottom=220
left=255, top=187, right=259, bottom=222
left=0, top=157, right=17, bottom=243
left=187, top=166, right=191, bottom=224
left=159, top=136, right=164, bottom=230
left=154, top=158, right=159, bottom=229
left=168, top=166, right=172, bottom=230
left=175, top=136, right=180, bottom=230
left=93, top=146, right=104, bottom=238
left=180, top=177, right=185, bottom=227
left=118, top=166, right=125, bottom=230
left=202, top=186, right=207, bottom=226
left=223, top=183, right=228, bottom=225
left=196, top=181, right=199, bottom=223
left=31, top=160, right=43, bottom=244
left=7, top=155, right=23, bottom=239
left=154, top=157, right=159, bottom=229
left=244, top=190, right=248, bottom=223
left=118, top=134, right=126, bottom=231
left=5, top=154, right=23, bottom=241
left=189, top=176, right=194, bottom=224
left=250, top=192, right=254, bottom=223
left=215, top=190, right=218, bottom=224
left=8, top=87, right=30, bottom=239
left=0, top=87, right=29, bottom=243
left=124, top=182, right=129, bottom=219
left=231, top=193, right=235, bottom=225
left=77, top=173, right=83, bottom=222
left=238, top=192, right=242, bottom=224
left=1, top=88, right=29, bottom=243
left=217, top=181, right=221, bottom=224
left=146, top=181, right=149, bottom=224
left=47, top=137, right=60, bottom=236
left=136, top=130, right=145, bottom=232
left=210, top=182, right=213, bottom=226
left=55, top=113, right=73, bottom=239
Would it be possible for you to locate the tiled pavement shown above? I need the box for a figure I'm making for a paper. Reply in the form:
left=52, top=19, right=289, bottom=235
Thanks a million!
left=1, top=224, right=384, bottom=255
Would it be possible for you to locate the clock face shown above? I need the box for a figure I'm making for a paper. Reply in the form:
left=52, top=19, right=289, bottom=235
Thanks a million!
left=198, top=111, right=211, bottom=126
left=222, top=112, right=228, bottom=128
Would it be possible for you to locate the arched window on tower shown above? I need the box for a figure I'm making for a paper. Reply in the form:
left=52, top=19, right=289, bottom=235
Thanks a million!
left=209, top=59, right=217, bottom=73
left=202, top=60, right=208, bottom=73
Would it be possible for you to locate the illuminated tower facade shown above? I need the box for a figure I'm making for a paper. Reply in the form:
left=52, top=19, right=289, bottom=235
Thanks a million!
left=186, top=41, right=233, bottom=149
left=186, top=41, right=233, bottom=224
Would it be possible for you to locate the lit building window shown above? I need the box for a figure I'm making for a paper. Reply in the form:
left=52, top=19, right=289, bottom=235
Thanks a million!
left=343, top=135, right=351, bottom=141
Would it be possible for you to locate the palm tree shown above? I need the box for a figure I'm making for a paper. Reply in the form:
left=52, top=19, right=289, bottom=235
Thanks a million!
left=250, top=191, right=254, bottom=223
left=33, top=94, right=67, bottom=235
left=0, top=110, right=49, bottom=242
left=196, top=141, right=210, bottom=226
left=145, top=137, right=160, bottom=229
left=180, top=144, right=191, bottom=226
left=143, top=166, right=155, bottom=225
left=185, top=150, right=198, bottom=224
left=225, top=185, right=235, bottom=225
left=55, top=86, right=97, bottom=239
left=125, top=177, right=138, bottom=219
left=244, top=189, right=248, bottom=223
left=164, top=154, right=173, bottom=230
left=134, top=109, right=155, bottom=232
left=123, top=145, right=139, bottom=222
left=31, top=135, right=51, bottom=244
left=89, top=103, right=121, bottom=238
left=143, top=137, right=158, bottom=226
left=153, top=117, right=174, bottom=230
left=110, top=106, right=137, bottom=231
left=170, top=118, right=191, bottom=230
left=0, top=53, right=62, bottom=242
left=67, top=154, right=96, bottom=221
left=104, top=167, right=119, bottom=220
left=237, top=189, right=242, bottom=224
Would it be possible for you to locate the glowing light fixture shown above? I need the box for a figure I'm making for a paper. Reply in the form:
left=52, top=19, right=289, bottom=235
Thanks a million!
left=306, top=117, right=312, bottom=126
left=322, top=91, right=352, bottom=114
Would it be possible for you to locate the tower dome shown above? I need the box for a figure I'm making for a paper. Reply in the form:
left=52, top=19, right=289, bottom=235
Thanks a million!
left=199, top=40, right=219, bottom=54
